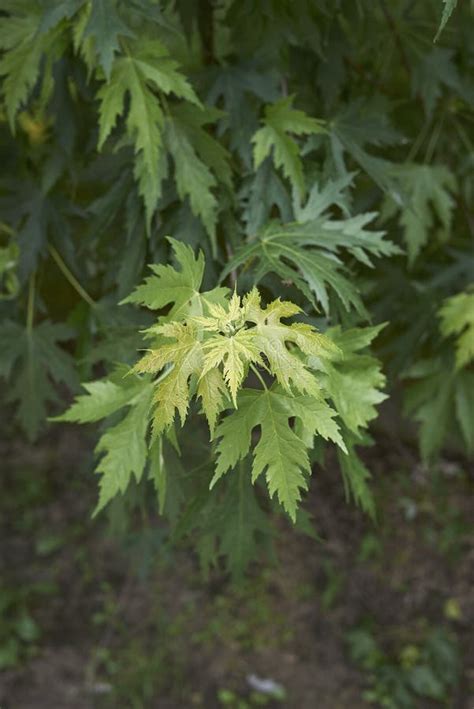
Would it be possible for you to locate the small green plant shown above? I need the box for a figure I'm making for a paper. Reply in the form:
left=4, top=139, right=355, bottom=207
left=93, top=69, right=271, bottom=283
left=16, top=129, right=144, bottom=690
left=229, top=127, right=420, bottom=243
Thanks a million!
left=0, top=586, right=41, bottom=669
left=218, top=683, right=286, bottom=708
left=347, top=624, right=460, bottom=708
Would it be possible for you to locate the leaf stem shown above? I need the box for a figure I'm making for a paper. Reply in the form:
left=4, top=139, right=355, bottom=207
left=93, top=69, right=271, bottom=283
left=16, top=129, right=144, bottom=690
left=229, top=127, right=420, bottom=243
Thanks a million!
left=26, top=272, right=35, bottom=332
left=49, top=245, right=95, bottom=308
left=250, top=363, right=268, bottom=391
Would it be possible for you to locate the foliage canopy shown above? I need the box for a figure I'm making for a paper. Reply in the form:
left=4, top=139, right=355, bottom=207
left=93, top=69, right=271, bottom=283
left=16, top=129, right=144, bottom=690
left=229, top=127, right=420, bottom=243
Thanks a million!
left=0, top=0, right=472, bottom=575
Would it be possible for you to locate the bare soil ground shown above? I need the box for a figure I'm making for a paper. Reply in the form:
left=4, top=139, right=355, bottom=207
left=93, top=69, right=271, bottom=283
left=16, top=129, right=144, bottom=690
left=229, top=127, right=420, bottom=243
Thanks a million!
left=0, top=423, right=472, bottom=709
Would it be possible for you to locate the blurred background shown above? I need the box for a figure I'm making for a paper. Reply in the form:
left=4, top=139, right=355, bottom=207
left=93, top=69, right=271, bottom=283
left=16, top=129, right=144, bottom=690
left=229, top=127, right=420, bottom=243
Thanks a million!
left=1, top=414, right=472, bottom=707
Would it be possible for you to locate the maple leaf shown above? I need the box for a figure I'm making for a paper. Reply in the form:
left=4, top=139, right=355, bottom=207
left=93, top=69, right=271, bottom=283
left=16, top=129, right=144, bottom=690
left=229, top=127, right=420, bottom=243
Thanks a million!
left=337, top=433, right=375, bottom=519
left=0, top=3, right=61, bottom=129
left=97, top=40, right=200, bottom=225
left=165, top=116, right=219, bottom=250
left=439, top=290, right=474, bottom=369
left=313, top=325, right=387, bottom=435
left=455, top=371, right=474, bottom=453
left=52, top=377, right=146, bottom=423
left=213, top=386, right=344, bottom=521
left=224, top=182, right=396, bottom=314
left=192, top=289, right=335, bottom=402
left=213, top=465, right=273, bottom=579
left=123, top=237, right=228, bottom=320
left=82, top=0, right=135, bottom=79
left=93, top=390, right=151, bottom=513
left=329, top=99, right=402, bottom=195
left=404, top=357, right=474, bottom=460
left=412, top=48, right=469, bottom=116
left=252, top=96, right=325, bottom=199
left=134, top=321, right=204, bottom=437
left=381, top=163, right=457, bottom=264
left=404, top=362, right=455, bottom=461
left=243, top=289, right=334, bottom=396
left=197, top=368, right=228, bottom=437
left=192, top=292, right=264, bottom=405
left=168, top=104, right=232, bottom=188
left=201, top=329, right=263, bottom=406
left=206, top=59, right=279, bottom=163
left=0, top=320, right=77, bottom=440
left=55, top=370, right=154, bottom=511
left=241, top=160, right=292, bottom=236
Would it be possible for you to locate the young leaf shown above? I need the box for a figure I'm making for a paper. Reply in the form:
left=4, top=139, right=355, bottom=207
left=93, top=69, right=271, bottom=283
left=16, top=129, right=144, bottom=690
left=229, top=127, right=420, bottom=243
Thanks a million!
left=133, top=322, right=204, bottom=438
left=252, top=96, right=325, bottom=199
left=213, top=386, right=344, bottom=521
left=201, top=328, right=264, bottom=406
left=197, top=368, right=228, bottom=437
left=123, top=237, right=228, bottom=320
left=243, top=290, right=334, bottom=396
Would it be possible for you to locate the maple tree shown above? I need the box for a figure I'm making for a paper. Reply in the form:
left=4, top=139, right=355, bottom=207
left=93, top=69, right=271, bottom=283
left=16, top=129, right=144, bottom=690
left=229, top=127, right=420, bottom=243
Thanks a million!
left=0, top=0, right=472, bottom=575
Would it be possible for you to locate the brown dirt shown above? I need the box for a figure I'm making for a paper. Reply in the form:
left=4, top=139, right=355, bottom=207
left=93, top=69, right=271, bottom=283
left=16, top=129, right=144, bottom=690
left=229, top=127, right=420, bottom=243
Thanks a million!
left=0, top=424, right=473, bottom=709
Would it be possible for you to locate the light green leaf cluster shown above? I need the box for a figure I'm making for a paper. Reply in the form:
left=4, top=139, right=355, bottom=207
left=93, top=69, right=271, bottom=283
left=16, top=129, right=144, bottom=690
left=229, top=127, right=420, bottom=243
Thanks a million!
left=57, top=241, right=388, bottom=522
left=439, top=290, right=474, bottom=369
left=134, top=283, right=341, bottom=447
left=252, top=96, right=325, bottom=199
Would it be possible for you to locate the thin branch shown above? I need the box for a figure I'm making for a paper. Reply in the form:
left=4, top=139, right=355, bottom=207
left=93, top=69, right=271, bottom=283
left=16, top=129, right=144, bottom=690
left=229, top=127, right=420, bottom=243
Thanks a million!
left=49, top=245, right=95, bottom=308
